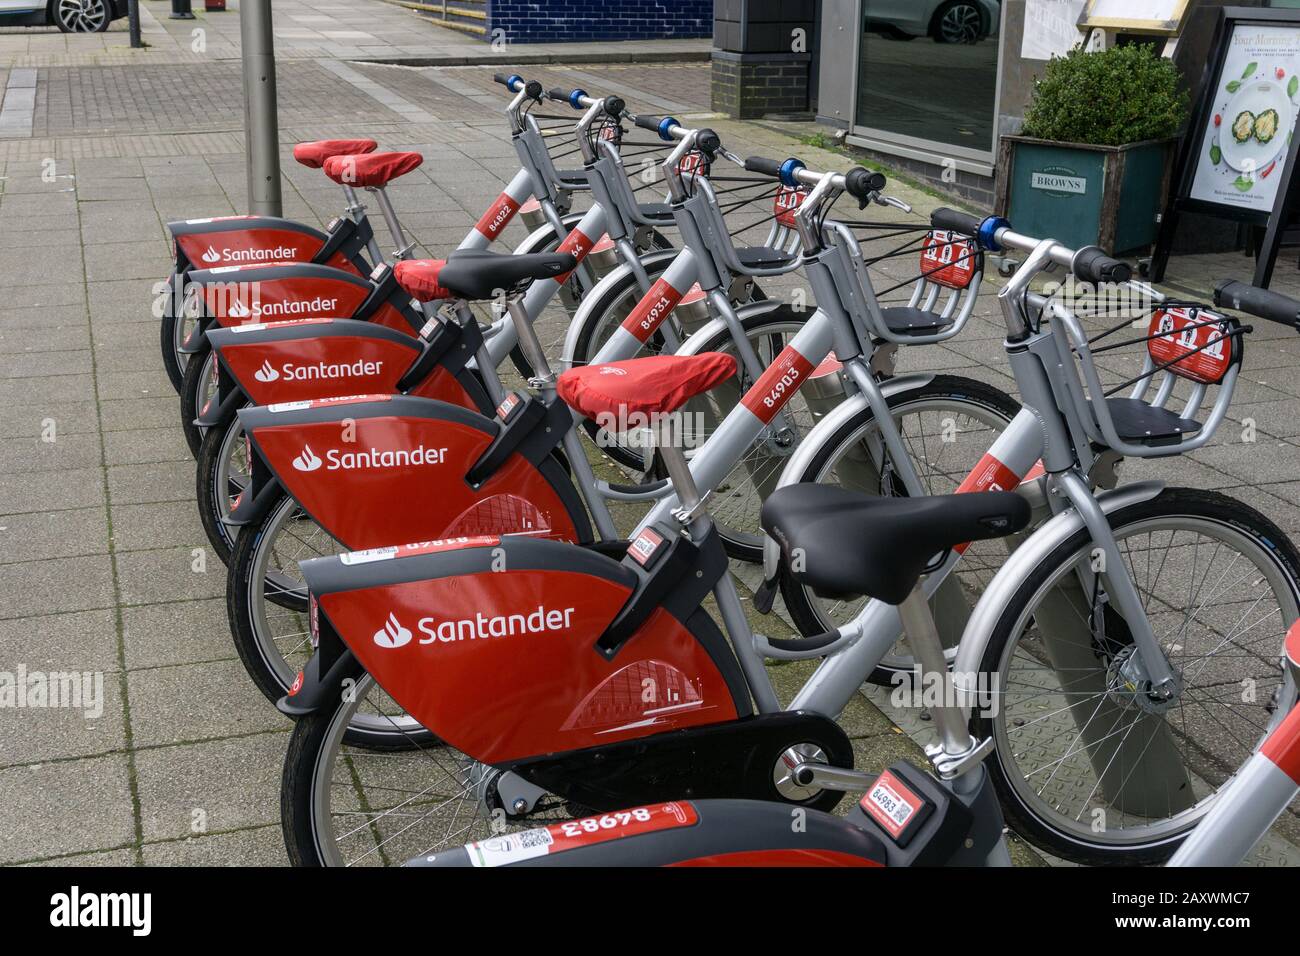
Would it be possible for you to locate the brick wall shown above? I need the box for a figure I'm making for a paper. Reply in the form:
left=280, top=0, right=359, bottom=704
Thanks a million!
left=712, top=50, right=810, bottom=119
left=488, top=0, right=712, bottom=42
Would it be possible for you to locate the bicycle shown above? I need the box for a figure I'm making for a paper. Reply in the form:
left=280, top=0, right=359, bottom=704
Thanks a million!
left=224, top=157, right=1020, bottom=724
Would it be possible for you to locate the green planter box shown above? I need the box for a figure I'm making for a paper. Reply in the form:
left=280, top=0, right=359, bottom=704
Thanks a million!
left=994, top=135, right=1175, bottom=256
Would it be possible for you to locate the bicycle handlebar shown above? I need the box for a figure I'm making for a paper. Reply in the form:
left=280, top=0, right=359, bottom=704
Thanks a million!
left=947, top=210, right=1134, bottom=286
left=1215, top=280, right=1300, bottom=331
left=930, top=208, right=983, bottom=236
left=744, top=156, right=887, bottom=205
left=1072, top=246, right=1132, bottom=285
left=743, top=156, right=784, bottom=178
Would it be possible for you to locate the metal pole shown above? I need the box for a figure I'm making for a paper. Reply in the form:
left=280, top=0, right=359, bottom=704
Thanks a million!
left=241, top=0, right=283, bottom=217
left=127, top=0, right=142, bottom=47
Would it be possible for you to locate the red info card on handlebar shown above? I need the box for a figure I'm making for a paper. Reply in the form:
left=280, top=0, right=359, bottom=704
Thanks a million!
left=921, top=230, right=979, bottom=290
left=1147, top=307, right=1237, bottom=385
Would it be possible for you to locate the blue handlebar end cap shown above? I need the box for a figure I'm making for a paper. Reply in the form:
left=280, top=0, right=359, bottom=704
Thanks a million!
left=778, top=158, right=806, bottom=188
left=568, top=89, right=588, bottom=110
left=657, top=116, right=679, bottom=141
left=507, top=74, right=523, bottom=92
left=978, top=216, right=1010, bottom=252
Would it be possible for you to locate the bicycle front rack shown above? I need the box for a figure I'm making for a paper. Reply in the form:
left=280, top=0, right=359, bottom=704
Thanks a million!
left=1047, top=297, right=1248, bottom=459
left=826, top=221, right=984, bottom=347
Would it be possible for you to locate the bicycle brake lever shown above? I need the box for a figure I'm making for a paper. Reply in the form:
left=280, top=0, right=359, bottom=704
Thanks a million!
left=875, top=195, right=913, bottom=214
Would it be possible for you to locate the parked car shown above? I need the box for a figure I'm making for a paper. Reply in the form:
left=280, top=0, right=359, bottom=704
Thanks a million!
left=867, top=0, right=1001, bottom=44
left=0, top=0, right=127, bottom=33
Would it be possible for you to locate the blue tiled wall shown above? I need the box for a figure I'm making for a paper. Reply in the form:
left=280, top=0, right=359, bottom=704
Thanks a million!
left=488, top=0, right=711, bottom=42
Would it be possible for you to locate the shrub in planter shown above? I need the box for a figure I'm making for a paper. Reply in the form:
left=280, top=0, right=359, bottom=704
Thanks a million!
left=997, top=45, right=1190, bottom=254
left=1022, top=44, right=1189, bottom=147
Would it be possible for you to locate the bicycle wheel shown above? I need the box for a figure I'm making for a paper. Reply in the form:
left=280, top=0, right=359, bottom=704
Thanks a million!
left=160, top=273, right=194, bottom=393
left=974, top=487, right=1300, bottom=865
left=178, top=344, right=218, bottom=458
left=283, top=673, right=588, bottom=866
left=778, top=375, right=1021, bottom=683
left=195, top=412, right=250, bottom=565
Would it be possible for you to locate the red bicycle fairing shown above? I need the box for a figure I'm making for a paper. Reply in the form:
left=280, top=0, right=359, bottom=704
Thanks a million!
left=214, top=322, right=478, bottom=411
left=194, top=264, right=412, bottom=334
left=316, top=564, right=740, bottom=763
left=173, top=220, right=360, bottom=276
left=245, top=401, right=581, bottom=550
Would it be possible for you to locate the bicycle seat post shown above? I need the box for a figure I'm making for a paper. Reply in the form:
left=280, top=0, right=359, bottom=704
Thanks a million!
left=369, top=185, right=414, bottom=262
left=896, top=585, right=969, bottom=754
left=654, top=414, right=709, bottom=531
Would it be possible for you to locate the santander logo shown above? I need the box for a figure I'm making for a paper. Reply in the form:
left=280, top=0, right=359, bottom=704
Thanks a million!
left=228, top=298, right=252, bottom=319
left=369, top=605, right=579, bottom=650
left=254, top=360, right=279, bottom=383
left=373, top=612, right=413, bottom=649
left=599, top=366, right=628, bottom=376
left=292, top=445, right=323, bottom=472
left=287, top=441, right=447, bottom=473
left=201, top=246, right=222, bottom=264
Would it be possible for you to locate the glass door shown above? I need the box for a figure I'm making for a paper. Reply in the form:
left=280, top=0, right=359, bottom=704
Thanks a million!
left=854, top=0, right=1004, bottom=161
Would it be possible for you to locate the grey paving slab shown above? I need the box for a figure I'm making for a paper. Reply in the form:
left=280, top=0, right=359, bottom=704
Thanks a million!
left=100, top=397, right=187, bottom=433
left=0, top=609, right=119, bottom=674
left=0, top=324, right=90, bottom=353
left=127, top=659, right=289, bottom=748
left=106, top=460, right=196, bottom=505
left=0, top=506, right=108, bottom=564
left=0, top=553, right=114, bottom=619
left=0, top=348, right=90, bottom=378
left=109, top=499, right=205, bottom=553
left=0, top=671, right=124, bottom=767
left=133, top=731, right=288, bottom=842
left=0, top=372, right=93, bottom=406
left=23, top=847, right=138, bottom=867
left=0, top=400, right=97, bottom=438
left=141, top=824, right=288, bottom=867
left=0, top=431, right=99, bottom=474
left=0, top=466, right=103, bottom=515
left=121, top=598, right=230, bottom=671
left=0, top=754, right=135, bottom=864
left=114, top=546, right=227, bottom=606
left=102, top=426, right=190, bottom=467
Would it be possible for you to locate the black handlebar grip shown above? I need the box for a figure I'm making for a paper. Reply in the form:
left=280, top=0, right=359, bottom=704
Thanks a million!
left=493, top=72, right=512, bottom=87
left=744, top=156, right=784, bottom=178
left=1072, top=246, right=1132, bottom=285
left=635, top=113, right=663, bottom=132
left=930, top=207, right=983, bottom=237
left=1215, top=279, right=1300, bottom=330
left=845, top=166, right=887, bottom=202
left=546, top=87, right=570, bottom=103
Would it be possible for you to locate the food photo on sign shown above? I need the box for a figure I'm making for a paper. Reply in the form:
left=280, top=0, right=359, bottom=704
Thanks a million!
left=1189, top=25, right=1300, bottom=213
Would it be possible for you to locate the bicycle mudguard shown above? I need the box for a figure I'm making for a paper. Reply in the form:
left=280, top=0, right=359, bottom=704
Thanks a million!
left=408, top=799, right=886, bottom=867
left=230, top=394, right=590, bottom=547
left=297, top=532, right=751, bottom=763
left=200, top=318, right=491, bottom=427
left=168, top=215, right=367, bottom=277
left=186, top=263, right=415, bottom=335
